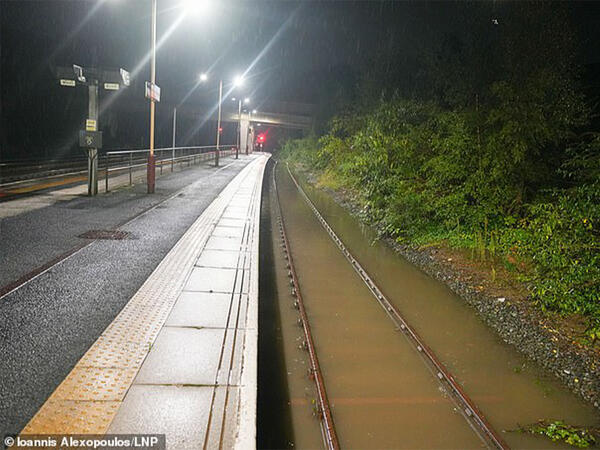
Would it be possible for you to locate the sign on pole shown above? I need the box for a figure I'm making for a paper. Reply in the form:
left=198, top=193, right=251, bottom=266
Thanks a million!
left=79, top=130, right=103, bottom=149
left=145, top=81, right=161, bottom=102
left=85, top=119, right=97, bottom=131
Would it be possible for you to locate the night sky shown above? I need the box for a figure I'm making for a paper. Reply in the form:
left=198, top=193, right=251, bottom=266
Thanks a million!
left=1, top=0, right=600, bottom=159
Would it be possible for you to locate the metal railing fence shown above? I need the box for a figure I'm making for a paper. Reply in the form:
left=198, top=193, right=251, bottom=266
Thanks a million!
left=103, top=145, right=237, bottom=192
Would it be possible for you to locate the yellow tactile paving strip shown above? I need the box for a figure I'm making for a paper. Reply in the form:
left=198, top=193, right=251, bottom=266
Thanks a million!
left=21, top=155, right=267, bottom=436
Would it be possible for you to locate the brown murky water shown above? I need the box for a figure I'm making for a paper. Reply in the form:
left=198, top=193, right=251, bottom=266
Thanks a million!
left=262, top=162, right=599, bottom=449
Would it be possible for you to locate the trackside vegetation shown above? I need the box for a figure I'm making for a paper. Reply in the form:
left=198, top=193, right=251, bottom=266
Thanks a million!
left=281, top=5, right=600, bottom=340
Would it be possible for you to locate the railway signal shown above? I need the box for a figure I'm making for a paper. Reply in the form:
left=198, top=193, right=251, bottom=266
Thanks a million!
left=56, top=64, right=130, bottom=196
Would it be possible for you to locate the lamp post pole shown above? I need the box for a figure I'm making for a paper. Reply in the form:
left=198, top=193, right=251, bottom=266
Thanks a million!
left=246, top=110, right=253, bottom=155
left=147, top=0, right=157, bottom=194
left=87, top=81, right=99, bottom=196
left=215, top=79, right=222, bottom=167
left=235, top=99, right=241, bottom=159
left=171, top=107, right=176, bottom=171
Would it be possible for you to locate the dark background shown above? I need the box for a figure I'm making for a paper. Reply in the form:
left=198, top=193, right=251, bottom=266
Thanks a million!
left=1, top=0, right=599, bottom=160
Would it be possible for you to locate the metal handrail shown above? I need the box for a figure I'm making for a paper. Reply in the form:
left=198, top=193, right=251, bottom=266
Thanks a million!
left=0, top=146, right=237, bottom=192
left=105, top=145, right=219, bottom=156
left=103, top=145, right=237, bottom=192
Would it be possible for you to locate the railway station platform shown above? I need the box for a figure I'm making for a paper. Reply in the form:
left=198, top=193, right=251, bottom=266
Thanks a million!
left=6, top=153, right=269, bottom=448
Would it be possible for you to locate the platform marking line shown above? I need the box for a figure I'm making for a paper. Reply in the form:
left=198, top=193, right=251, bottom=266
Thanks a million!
left=20, top=155, right=266, bottom=436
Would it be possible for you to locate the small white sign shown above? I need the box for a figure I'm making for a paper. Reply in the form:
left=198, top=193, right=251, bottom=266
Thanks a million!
left=120, top=68, right=131, bottom=86
left=60, top=79, right=76, bottom=87
left=104, top=82, right=120, bottom=91
left=145, top=81, right=161, bottom=102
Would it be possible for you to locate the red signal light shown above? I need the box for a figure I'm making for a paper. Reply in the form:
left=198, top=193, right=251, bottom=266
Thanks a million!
left=257, top=134, right=265, bottom=142
left=219, top=127, right=223, bottom=134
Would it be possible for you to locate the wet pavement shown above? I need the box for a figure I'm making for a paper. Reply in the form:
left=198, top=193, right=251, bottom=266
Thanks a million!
left=0, top=155, right=255, bottom=437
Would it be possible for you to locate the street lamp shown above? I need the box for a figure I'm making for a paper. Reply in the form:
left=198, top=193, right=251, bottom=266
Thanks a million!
left=235, top=97, right=247, bottom=159
left=147, top=1, right=213, bottom=193
left=200, top=74, right=247, bottom=164
left=147, top=0, right=158, bottom=194
left=199, top=73, right=226, bottom=167
left=246, top=109, right=258, bottom=155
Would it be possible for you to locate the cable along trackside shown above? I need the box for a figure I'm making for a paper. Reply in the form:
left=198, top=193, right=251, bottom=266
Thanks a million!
left=284, top=163, right=509, bottom=450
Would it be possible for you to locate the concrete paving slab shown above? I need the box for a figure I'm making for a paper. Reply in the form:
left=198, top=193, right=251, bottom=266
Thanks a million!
left=222, top=206, right=248, bottom=218
left=165, top=292, right=232, bottom=328
left=205, top=387, right=228, bottom=450
left=204, top=235, right=243, bottom=251
left=217, top=218, right=246, bottom=228
left=218, top=330, right=247, bottom=386
left=185, top=266, right=238, bottom=293
left=212, top=225, right=246, bottom=238
left=222, top=387, right=241, bottom=449
left=134, top=327, right=224, bottom=385
left=234, top=269, right=251, bottom=294
left=107, top=385, right=212, bottom=450
left=196, top=249, right=242, bottom=269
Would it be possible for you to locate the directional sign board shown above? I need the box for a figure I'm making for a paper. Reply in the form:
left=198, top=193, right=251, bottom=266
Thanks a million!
left=104, top=83, right=120, bottom=91
left=145, top=82, right=161, bottom=102
left=79, top=130, right=103, bottom=149
left=60, top=79, right=76, bottom=87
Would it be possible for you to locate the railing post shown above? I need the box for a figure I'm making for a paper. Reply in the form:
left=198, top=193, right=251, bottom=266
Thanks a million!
left=105, top=154, right=109, bottom=193
left=129, top=153, right=132, bottom=186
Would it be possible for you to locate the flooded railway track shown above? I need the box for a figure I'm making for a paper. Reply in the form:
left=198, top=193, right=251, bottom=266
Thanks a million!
left=282, top=163, right=508, bottom=449
left=273, top=163, right=340, bottom=449
left=262, top=160, right=599, bottom=449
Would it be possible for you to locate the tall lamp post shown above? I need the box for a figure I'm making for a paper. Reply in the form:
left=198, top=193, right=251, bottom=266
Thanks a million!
left=235, top=97, right=250, bottom=159
left=200, top=73, right=244, bottom=167
left=246, top=109, right=256, bottom=155
left=215, top=79, right=222, bottom=167
left=147, top=0, right=158, bottom=194
left=144, top=0, right=210, bottom=192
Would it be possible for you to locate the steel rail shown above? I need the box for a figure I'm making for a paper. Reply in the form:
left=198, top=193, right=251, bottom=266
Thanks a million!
left=285, top=164, right=509, bottom=450
left=0, top=168, right=94, bottom=188
left=272, top=162, right=340, bottom=450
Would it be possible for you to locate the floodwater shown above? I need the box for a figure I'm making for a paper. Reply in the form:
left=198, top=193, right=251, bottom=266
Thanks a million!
left=258, top=161, right=599, bottom=449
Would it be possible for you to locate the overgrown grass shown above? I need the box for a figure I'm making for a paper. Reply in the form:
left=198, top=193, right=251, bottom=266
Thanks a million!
left=280, top=99, right=600, bottom=340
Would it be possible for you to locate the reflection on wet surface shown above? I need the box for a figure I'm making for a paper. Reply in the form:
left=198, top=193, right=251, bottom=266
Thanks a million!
left=261, top=163, right=599, bottom=449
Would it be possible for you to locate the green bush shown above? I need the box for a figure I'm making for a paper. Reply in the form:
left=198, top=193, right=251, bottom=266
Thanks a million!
left=281, top=96, right=600, bottom=338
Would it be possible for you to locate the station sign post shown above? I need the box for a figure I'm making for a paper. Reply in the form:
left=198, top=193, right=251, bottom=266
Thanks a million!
left=144, top=81, right=161, bottom=193
left=56, top=65, right=130, bottom=196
